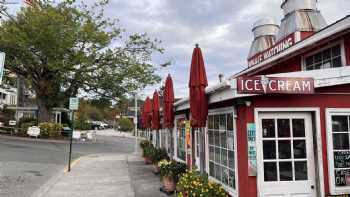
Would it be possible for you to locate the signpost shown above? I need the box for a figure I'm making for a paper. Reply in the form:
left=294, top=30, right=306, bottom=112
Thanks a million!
left=237, top=76, right=314, bottom=94
left=0, top=52, right=6, bottom=85
left=68, top=97, right=79, bottom=172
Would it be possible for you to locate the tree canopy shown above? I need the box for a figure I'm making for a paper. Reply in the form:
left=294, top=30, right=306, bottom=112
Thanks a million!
left=0, top=0, right=162, bottom=121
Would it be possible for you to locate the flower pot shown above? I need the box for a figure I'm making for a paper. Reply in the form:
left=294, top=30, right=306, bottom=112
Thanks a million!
left=162, top=176, right=176, bottom=192
left=152, top=162, right=160, bottom=174
left=144, top=156, right=152, bottom=164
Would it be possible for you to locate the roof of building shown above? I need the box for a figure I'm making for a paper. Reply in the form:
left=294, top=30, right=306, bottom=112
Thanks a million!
left=231, top=15, right=350, bottom=78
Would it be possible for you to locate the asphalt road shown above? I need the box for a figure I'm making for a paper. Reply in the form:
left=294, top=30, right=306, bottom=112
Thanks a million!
left=0, top=132, right=135, bottom=197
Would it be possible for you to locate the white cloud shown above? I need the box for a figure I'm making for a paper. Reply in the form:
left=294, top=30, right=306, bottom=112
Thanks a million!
left=6, top=0, right=350, bottom=99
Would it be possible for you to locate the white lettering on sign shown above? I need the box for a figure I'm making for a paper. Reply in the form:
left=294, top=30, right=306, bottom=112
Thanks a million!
left=237, top=76, right=314, bottom=94
left=248, top=34, right=295, bottom=67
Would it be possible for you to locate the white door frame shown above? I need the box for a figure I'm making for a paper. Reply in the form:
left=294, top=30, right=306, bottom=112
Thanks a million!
left=254, top=107, right=324, bottom=197
left=174, top=114, right=186, bottom=162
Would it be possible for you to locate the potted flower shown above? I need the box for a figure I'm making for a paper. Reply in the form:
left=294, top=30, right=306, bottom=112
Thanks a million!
left=140, top=140, right=151, bottom=157
left=177, top=170, right=228, bottom=197
left=159, top=160, right=187, bottom=193
left=143, top=145, right=154, bottom=164
left=140, top=140, right=150, bottom=151
left=150, top=147, right=168, bottom=174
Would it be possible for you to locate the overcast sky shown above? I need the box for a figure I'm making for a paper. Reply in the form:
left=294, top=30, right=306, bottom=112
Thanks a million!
left=10, top=0, right=350, bottom=99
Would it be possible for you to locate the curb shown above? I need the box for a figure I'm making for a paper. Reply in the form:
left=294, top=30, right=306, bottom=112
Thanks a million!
left=0, top=134, right=93, bottom=144
left=30, top=156, right=82, bottom=197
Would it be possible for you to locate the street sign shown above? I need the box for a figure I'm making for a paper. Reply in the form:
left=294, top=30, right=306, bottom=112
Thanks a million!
left=69, top=97, right=79, bottom=110
left=0, top=52, right=6, bottom=85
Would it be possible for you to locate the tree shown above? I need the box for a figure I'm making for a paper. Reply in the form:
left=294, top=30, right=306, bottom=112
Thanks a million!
left=0, top=0, right=162, bottom=122
left=117, top=117, right=133, bottom=132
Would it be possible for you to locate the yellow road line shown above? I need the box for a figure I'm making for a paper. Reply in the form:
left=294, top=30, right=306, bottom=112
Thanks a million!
left=64, top=157, right=81, bottom=172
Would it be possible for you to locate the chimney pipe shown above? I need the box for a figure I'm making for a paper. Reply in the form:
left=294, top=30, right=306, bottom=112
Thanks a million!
left=248, top=17, right=279, bottom=59
left=276, top=0, right=327, bottom=41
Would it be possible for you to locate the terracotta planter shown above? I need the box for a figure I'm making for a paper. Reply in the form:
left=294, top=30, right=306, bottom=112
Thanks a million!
left=152, top=162, right=160, bottom=173
left=144, top=156, right=152, bottom=164
left=162, top=176, right=176, bottom=192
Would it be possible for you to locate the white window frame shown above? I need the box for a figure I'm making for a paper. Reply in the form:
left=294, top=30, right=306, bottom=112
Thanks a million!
left=174, top=114, right=186, bottom=163
left=301, top=39, right=346, bottom=71
left=206, top=107, right=238, bottom=197
left=326, top=108, right=350, bottom=195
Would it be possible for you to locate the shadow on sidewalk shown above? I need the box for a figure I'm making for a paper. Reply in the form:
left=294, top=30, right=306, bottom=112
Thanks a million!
left=127, top=155, right=169, bottom=197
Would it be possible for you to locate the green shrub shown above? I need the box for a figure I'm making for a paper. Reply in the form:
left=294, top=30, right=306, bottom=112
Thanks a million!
left=140, top=140, right=151, bottom=149
left=75, top=122, right=92, bottom=130
left=20, top=121, right=37, bottom=135
left=39, top=122, right=63, bottom=138
left=18, top=117, right=37, bottom=127
left=143, top=145, right=155, bottom=158
left=117, top=118, right=134, bottom=132
left=150, top=147, right=168, bottom=164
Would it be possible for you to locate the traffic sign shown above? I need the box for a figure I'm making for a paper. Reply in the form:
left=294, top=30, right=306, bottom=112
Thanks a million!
left=69, top=97, right=79, bottom=110
left=0, top=52, right=6, bottom=85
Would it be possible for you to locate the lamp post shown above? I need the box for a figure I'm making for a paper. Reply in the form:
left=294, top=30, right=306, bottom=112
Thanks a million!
left=133, top=92, right=138, bottom=154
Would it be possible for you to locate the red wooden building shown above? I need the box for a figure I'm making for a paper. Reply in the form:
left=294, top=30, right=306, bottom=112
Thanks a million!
left=167, top=0, right=350, bottom=196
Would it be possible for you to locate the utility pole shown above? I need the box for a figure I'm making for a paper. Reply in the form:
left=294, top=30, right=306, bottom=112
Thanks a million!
left=133, top=93, right=138, bottom=154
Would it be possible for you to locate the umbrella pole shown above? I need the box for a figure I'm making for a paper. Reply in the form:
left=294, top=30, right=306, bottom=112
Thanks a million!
left=199, top=127, right=206, bottom=173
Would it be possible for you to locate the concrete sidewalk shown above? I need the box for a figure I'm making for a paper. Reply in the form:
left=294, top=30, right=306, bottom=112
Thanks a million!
left=34, top=153, right=167, bottom=197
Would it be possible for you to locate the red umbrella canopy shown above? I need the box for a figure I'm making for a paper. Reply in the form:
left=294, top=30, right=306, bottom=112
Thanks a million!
left=141, top=106, right=146, bottom=129
left=189, top=44, right=208, bottom=128
left=144, top=97, right=153, bottom=129
left=152, top=90, right=160, bottom=130
left=163, top=74, right=175, bottom=128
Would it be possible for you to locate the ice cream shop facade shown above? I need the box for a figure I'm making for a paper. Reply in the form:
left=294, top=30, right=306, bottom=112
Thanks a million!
left=169, top=1, right=350, bottom=197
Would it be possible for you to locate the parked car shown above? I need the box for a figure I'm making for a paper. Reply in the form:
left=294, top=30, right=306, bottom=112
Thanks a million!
left=91, top=121, right=109, bottom=130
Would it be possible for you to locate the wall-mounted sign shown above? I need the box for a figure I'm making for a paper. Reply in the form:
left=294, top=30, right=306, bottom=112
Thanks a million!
left=237, top=76, right=314, bottom=94
left=247, top=123, right=257, bottom=176
left=248, top=33, right=295, bottom=67
left=334, top=151, right=350, bottom=168
left=335, top=169, right=350, bottom=187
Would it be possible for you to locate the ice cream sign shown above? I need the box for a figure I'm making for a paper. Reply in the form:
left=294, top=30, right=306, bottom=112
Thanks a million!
left=237, top=76, right=314, bottom=94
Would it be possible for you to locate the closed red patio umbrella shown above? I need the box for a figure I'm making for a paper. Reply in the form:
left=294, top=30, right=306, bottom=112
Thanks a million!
left=144, top=97, right=153, bottom=129
left=163, top=74, right=175, bottom=128
left=189, top=44, right=208, bottom=172
left=189, top=44, right=208, bottom=128
left=152, top=90, right=160, bottom=130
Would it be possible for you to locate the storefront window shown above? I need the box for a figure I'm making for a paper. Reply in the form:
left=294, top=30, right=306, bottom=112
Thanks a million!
left=208, top=112, right=236, bottom=191
left=330, top=114, right=350, bottom=189
left=304, top=45, right=342, bottom=71
left=177, top=119, right=186, bottom=161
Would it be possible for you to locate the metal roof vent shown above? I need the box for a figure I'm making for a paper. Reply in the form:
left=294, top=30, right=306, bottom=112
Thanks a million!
left=276, top=0, right=327, bottom=41
left=248, top=17, right=279, bottom=59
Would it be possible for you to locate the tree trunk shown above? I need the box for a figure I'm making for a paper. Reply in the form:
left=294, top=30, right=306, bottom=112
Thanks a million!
left=37, top=98, right=51, bottom=123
